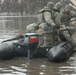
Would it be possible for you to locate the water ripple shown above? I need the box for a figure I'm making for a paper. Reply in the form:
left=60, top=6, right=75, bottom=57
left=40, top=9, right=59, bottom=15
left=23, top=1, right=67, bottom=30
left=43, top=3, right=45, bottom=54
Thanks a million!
left=10, top=66, right=27, bottom=72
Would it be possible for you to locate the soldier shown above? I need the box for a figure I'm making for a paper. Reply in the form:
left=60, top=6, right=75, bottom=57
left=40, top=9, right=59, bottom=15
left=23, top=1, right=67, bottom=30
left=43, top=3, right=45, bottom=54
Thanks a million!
left=37, top=1, right=56, bottom=47
left=55, top=4, right=76, bottom=48
left=52, top=4, right=76, bottom=48
left=50, top=3, right=63, bottom=45
left=61, top=4, right=76, bottom=26
left=38, top=1, right=56, bottom=29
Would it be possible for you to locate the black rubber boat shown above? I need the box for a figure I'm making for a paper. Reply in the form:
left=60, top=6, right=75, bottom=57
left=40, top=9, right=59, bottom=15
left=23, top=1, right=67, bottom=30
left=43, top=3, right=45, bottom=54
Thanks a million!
left=0, top=33, right=49, bottom=60
left=0, top=33, right=75, bottom=62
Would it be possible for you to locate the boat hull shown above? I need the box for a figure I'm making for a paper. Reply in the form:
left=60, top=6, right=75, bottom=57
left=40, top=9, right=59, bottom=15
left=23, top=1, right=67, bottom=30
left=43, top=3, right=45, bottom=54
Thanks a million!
left=0, top=39, right=74, bottom=61
left=0, top=40, right=48, bottom=60
left=48, top=42, right=74, bottom=62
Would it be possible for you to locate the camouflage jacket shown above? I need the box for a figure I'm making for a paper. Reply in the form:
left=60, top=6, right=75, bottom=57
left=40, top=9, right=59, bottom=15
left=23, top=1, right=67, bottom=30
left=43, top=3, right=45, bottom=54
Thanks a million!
left=61, top=10, right=76, bottom=25
left=38, top=6, right=55, bottom=27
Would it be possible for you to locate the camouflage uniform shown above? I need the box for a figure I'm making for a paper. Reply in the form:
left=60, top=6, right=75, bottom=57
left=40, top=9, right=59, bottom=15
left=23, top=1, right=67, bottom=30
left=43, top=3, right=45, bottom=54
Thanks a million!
left=58, top=26, right=76, bottom=47
left=51, top=3, right=63, bottom=45
left=58, top=5, right=76, bottom=47
left=61, top=5, right=76, bottom=26
left=26, top=23, right=39, bottom=33
left=37, top=2, right=55, bottom=47
left=53, top=3, right=62, bottom=26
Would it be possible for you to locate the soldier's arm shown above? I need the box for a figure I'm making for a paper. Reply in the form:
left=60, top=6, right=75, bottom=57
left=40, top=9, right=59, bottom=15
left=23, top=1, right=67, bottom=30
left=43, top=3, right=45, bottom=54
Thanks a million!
left=55, top=13, right=62, bottom=26
left=44, top=11, right=56, bottom=27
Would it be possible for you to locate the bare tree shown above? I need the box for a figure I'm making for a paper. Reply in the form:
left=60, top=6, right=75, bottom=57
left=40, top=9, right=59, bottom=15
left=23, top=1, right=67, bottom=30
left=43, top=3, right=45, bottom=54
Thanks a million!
left=0, top=0, right=73, bottom=15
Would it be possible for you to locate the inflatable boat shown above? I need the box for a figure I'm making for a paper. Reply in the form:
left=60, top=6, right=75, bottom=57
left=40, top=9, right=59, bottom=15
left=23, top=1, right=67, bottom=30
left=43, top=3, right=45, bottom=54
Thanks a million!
left=0, top=33, right=74, bottom=62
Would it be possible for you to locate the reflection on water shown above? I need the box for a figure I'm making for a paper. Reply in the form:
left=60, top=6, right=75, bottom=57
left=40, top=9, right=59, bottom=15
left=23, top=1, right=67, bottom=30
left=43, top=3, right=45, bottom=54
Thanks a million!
left=0, top=16, right=76, bottom=75
left=0, top=58, right=75, bottom=75
left=0, top=16, right=37, bottom=33
left=0, top=16, right=37, bottom=42
left=0, top=58, right=66, bottom=75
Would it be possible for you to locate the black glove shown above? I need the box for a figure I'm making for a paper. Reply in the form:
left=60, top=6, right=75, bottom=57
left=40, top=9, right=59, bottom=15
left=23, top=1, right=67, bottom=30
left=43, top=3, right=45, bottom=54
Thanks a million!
left=35, top=25, right=39, bottom=30
left=52, top=25, right=60, bottom=29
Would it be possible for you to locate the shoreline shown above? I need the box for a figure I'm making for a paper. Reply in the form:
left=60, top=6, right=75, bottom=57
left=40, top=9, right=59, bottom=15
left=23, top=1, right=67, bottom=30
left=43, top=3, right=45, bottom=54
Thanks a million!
left=0, top=13, right=37, bottom=17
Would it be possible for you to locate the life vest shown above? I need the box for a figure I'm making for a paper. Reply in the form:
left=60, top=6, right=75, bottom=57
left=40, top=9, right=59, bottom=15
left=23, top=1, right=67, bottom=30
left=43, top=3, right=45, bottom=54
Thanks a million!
left=37, top=9, right=52, bottom=23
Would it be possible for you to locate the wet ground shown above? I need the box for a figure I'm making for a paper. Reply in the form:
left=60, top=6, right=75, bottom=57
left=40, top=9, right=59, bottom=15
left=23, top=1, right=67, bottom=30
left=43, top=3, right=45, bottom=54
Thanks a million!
left=0, top=16, right=76, bottom=75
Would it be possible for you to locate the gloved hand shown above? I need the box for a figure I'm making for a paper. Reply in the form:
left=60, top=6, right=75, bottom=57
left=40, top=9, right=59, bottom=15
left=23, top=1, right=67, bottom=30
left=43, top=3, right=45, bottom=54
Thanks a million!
left=52, top=25, right=60, bottom=29
left=35, top=25, right=39, bottom=30
left=16, top=34, right=24, bottom=38
left=60, top=25, right=66, bottom=30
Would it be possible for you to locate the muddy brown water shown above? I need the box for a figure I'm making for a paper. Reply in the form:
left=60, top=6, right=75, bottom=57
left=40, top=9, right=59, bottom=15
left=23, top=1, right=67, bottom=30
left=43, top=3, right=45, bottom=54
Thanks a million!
left=0, top=16, right=76, bottom=75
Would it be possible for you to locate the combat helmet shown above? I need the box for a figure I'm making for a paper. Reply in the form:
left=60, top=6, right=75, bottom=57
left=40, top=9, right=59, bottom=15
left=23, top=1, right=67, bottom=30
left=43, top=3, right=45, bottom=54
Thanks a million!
left=53, top=3, right=62, bottom=11
left=47, top=2, right=54, bottom=10
left=65, top=4, right=71, bottom=10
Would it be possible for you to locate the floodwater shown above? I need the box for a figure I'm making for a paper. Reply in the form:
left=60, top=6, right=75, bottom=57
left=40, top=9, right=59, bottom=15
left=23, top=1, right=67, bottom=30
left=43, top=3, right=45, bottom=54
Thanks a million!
left=0, top=16, right=76, bottom=75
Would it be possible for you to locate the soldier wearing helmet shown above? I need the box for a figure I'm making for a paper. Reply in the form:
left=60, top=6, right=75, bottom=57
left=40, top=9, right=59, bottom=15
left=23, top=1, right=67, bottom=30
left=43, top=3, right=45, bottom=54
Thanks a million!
left=38, top=1, right=56, bottom=28
left=53, top=3, right=62, bottom=27
left=61, top=4, right=76, bottom=26
left=52, top=3, right=76, bottom=47
left=56, top=4, right=76, bottom=48
left=37, top=1, right=56, bottom=47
